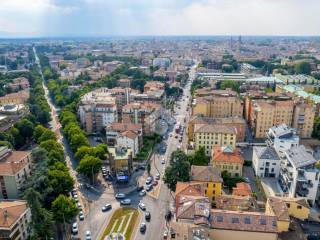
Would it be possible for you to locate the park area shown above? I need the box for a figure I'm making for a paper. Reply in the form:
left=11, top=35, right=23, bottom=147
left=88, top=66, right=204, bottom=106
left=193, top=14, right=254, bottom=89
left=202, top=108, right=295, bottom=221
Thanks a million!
left=100, top=208, right=139, bottom=240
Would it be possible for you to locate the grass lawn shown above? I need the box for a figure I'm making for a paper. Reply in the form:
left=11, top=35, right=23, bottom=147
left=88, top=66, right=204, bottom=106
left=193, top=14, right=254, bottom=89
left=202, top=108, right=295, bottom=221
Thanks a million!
left=100, top=207, right=139, bottom=240
left=134, top=136, right=155, bottom=161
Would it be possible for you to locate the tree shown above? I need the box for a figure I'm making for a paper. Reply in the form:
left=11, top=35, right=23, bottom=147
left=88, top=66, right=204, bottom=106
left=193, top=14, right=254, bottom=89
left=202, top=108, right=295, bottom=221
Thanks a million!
left=75, top=146, right=93, bottom=160
left=51, top=194, right=79, bottom=224
left=24, top=188, right=53, bottom=239
left=164, top=150, right=191, bottom=191
left=221, top=170, right=244, bottom=189
left=38, top=129, right=56, bottom=143
left=312, top=116, right=320, bottom=139
left=189, top=147, right=209, bottom=166
left=48, top=162, right=74, bottom=197
left=70, top=133, right=90, bottom=152
left=219, top=80, right=240, bottom=93
left=93, top=144, right=107, bottom=160
left=31, top=147, right=49, bottom=163
left=15, top=119, right=34, bottom=140
left=295, top=61, right=311, bottom=75
left=34, top=125, right=46, bottom=141
left=9, top=127, right=24, bottom=148
left=77, top=155, right=102, bottom=182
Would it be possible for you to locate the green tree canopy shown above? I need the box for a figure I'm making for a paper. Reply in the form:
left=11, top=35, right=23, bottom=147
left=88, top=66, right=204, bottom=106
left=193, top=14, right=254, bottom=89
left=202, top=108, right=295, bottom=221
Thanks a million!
left=51, top=194, right=79, bottom=224
left=189, top=146, right=209, bottom=166
left=77, top=155, right=102, bottom=182
left=295, top=61, right=311, bottom=75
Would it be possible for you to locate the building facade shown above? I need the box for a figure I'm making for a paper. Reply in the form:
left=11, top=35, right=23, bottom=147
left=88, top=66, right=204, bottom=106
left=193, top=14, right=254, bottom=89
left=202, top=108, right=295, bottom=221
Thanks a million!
left=0, top=147, right=32, bottom=199
left=252, top=146, right=281, bottom=178
left=193, top=124, right=237, bottom=156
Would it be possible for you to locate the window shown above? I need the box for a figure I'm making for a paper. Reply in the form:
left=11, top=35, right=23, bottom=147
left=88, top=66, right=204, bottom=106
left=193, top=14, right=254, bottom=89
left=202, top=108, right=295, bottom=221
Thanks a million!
left=259, top=219, right=267, bottom=225
left=297, top=205, right=302, bottom=209
left=212, top=196, right=215, bottom=201
left=206, top=183, right=209, bottom=187
left=213, top=184, right=215, bottom=188
left=205, top=190, right=207, bottom=194
left=272, top=221, right=277, bottom=227
left=286, top=203, right=290, bottom=208
left=244, top=217, right=251, bottom=224
left=217, top=216, right=223, bottom=222
left=232, top=218, right=239, bottom=223
left=212, top=190, right=215, bottom=194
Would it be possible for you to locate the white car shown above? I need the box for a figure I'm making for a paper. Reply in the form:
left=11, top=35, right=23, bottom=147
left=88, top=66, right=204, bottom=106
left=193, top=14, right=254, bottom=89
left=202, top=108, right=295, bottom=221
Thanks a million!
left=155, top=173, right=160, bottom=180
left=161, top=158, right=165, bottom=164
left=139, top=202, right=146, bottom=211
left=139, top=190, right=146, bottom=196
left=115, top=193, right=126, bottom=199
left=85, top=230, right=92, bottom=240
left=72, top=222, right=78, bottom=234
left=120, top=198, right=131, bottom=205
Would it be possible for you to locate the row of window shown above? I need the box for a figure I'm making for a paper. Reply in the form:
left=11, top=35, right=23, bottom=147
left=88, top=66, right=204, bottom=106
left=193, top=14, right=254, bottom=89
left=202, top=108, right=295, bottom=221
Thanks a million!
left=215, top=215, right=275, bottom=227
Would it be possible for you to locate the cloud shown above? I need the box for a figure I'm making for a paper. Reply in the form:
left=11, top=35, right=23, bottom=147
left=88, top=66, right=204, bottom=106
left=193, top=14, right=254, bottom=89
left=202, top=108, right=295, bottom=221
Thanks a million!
left=0, top=0, right=319, bottom=37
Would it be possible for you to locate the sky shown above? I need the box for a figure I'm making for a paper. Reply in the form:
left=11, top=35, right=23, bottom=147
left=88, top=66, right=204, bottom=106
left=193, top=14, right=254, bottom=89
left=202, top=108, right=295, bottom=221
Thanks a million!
left=0, top=0, right=320, bottom=37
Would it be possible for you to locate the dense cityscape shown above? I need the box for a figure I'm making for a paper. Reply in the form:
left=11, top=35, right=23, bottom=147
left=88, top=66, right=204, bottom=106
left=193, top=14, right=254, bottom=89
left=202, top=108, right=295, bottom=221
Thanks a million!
left=1, top=1, right=320, bottom=240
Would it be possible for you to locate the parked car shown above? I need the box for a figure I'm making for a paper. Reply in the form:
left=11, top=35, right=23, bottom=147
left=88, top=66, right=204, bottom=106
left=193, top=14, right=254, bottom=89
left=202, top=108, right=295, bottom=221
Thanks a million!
left=85, top=230, right=92, bottom=240
left=146, top=176, right=153, bottom=185
left=136, top=186, right=144, bottom=192
left=72, top=222, right=78, bottom=234
left=163, top=230, right=168, bottom=239
left=152, top=180, right=158, bottom=186
left=77, top=202, right=82, bottom=209
left=146, top=184, right=153, bottom=192
left=139, top=202, right=146, bottom=211
left=120, top=199, right=131, bottom=205
left=140, top=223, right=147, bottom=233
left=161, top=159, right=165, bottom=164
left=155, top=173, right=160, bottom=180
left=139, top=190, right=146, bottom=196
left=79, top=211, right=84, bottom=221
left=115, top=193, right=126, bottom=199
left=102, top=204, right=112, bottom=212
left=145, top=211, right=151, bottom=221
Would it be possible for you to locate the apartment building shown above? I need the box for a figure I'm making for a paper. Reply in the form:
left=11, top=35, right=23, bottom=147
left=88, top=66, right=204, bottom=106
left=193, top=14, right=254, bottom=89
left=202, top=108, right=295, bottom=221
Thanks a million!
left=8, top=77, right=29, bottom=91
left=122, top=102, right=161, bottom=136
left=188, top=115, right=246, bottom=142
left=249, top=99, right=294, bottom=138
left=193, top=124, right=237, bottom=156
left=107, top=146, right=133, bottom=181
left=190, top=165, right=222, bottom=202
left=292, top=102, right=315, bottom=138
left=105, top=122, right=143, bottom=147
left=192, top=91, right=243, bottom=118
left=79, top=89, right=118, bottom=133
left=0, top=200, right=31, bottom=240
left=279, top=145, right=319, bottom=205
left=143, top=81, right=165, bottom=92
left=266, top=124, right=299, bottom=157
left=252, top=146, right=281, bottom=178
left=212, top=146, right=244, bottom=177
left=116, top=131, right=139, bottom=157
left=0, top=147, right=32, bottom=199
left=245, top=92, right=315, bottom=139
left=0, top=90, right=29, bottom=106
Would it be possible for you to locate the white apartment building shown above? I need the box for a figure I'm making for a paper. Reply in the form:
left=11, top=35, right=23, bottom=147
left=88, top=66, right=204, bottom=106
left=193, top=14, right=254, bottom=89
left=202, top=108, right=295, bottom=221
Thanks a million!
left=266, top=124, right=299, bottom=157
left=116, top=131, right=139, bottom=157
left=279, top=145, right=319, bottom=205
left=252, top=146, right=281, bottom=178
left=79, top=89, right=118, bottom=133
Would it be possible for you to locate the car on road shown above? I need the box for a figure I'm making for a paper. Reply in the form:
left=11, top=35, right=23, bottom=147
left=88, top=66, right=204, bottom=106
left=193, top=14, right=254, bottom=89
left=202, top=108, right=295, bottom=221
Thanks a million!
left=72, top=222, right=78, bottom=234
left=115, top=193, right=126, bottom=199
left=161, top=158, right=165, bottom=164
left=139, top=202, right=146, bottom=211
left=85, top=230, right=92, bottom=240
left=152, top=180, right=158, bottom=186
left=243, top=177, right=250, bottom=183
left=155, top=173, right=160, bottom=180
left=136, top=186, right=144, bottom=192
left=120, top=198, right=131, bottom=205
left=145, top=211, right=151, bottom=221
left=77, top=202, right=82, bottom=209
left=146, top=184, right=153, bottom=192
left=102, top=204, right=112, bottom=212
left=79, top=211, right=84, bottom=221
left=139, top=190, right=146, bottom=196
left=140, top=223, right=147, bottom=233
left=163, top=230, right=168, bottom=239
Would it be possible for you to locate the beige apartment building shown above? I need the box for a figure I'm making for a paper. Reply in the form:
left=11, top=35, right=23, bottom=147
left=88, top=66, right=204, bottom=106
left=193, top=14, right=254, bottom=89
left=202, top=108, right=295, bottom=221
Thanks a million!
left=292, top=102, right=315, bottom=138
left=192, top=89, right=243, bottom=118
left=122, top=102, right=161, bottom=136
left=245, top=91, right=315, bottom=139
left=250, top=99, right=294, bottom=138
left=193, top=124, right=237, bottom=156
left=0, top=200, right=31, bottom=240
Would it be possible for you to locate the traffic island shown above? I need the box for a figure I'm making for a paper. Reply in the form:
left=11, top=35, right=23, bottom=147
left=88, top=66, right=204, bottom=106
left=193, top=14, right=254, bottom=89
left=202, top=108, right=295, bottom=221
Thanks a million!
left=100, top=207, right=139, bottom=240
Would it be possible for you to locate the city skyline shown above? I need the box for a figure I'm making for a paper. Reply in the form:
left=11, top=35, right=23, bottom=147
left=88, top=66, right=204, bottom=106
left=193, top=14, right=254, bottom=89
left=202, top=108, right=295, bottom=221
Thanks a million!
left=1, top=0, right=320, bottom=38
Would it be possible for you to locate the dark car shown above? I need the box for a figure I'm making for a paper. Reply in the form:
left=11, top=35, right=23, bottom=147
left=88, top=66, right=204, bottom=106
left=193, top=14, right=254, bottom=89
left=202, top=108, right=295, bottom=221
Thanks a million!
left=145, top=211, right=151, bottom=221
left=136, top=186, right=144, bottom=192
left=140, top=223, right=146, bottom=233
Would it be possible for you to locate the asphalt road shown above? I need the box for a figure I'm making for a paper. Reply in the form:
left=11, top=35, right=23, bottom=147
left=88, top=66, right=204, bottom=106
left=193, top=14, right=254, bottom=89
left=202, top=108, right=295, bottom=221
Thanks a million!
left=134, top=66, right=196, bottom=240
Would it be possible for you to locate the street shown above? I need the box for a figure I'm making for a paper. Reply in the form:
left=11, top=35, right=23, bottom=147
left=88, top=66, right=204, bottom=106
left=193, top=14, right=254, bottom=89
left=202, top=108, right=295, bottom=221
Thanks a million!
left=35, top=44, right=196, bottom=240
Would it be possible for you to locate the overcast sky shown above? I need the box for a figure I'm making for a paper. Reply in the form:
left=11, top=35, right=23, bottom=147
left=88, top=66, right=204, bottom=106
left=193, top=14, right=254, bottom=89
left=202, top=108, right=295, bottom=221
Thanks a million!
left=0, top=0, right=319, bottom=37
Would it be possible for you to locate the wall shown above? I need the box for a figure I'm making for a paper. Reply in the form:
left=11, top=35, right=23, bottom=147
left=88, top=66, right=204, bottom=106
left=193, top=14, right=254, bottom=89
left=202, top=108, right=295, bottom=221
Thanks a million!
left=210, top=229, right=278, bottom=240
